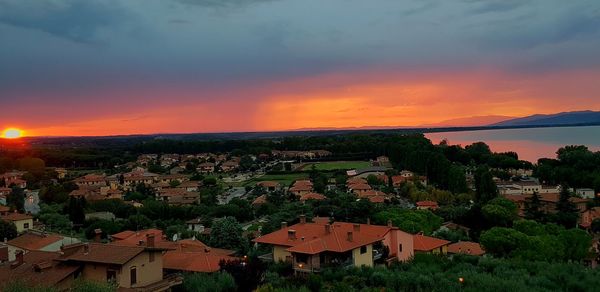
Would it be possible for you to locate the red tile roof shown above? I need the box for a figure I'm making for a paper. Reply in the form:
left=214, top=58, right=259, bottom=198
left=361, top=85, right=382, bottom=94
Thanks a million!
left=257, top=181, right=280, bottom=188
left=347, top=177, right=367, bottom=184
left=7, top=233, right=64, bottom=250
left=111, top=229, right=163, bottom=246
left=0, top=251, right=78, bottom=289
left=413, top=234, right=450, bottom=252
left=367, top=195, right=387, bottom=203
left=416, top=201, right=439, bottom=207
left=348, top=183, right=372, bottom=191
left=299, top=192, right=326, bottom=201
left=447, top=241, right=485, bottom=256
left=163, top=251, right=237, bottom=273
left=0, top=205, right=10, bottom=213
left=58, top=243, right=149, bottom=265
left=1, top=212, right=33, bottom=221
left=289, top=185, right=313, bottom=192
left=252, top=194, right=267, bottom=206
left=255, top=222, right=392, bottom=255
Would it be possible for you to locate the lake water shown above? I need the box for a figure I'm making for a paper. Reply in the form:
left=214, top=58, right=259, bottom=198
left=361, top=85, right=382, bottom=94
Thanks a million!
left=425, top=125, right=600, bottom=163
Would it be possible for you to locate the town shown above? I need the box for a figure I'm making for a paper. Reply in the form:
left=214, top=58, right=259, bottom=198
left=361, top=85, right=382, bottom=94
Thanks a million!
left=1, top=134, right=600, bottom=291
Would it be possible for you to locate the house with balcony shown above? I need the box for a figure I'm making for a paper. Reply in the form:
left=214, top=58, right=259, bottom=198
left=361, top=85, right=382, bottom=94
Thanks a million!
left=254, top=216, right=414, bottom=273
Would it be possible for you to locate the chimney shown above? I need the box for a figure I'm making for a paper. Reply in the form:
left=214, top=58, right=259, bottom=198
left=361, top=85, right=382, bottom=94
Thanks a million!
left=204, top=247, right=211, bottom=253
left=287, top=230, right=296, bottom=240
left=146, top=233, right=155, bottom=248
left=387, top=219, right=393, bottom=227
left=325, top=224, right=331, bottom=234
left=353, top=224, right=360, bottom=232
left=300, top=215, right=306, bottom=224
left=347, top=231, right=353, bottom=242
left=93, top=229, right=102, bottom=243
left=367, top=218, right=371, bottom=225
left=83, top=244, right=90, bottom=255
left=281, top=222, right=288, bottom=229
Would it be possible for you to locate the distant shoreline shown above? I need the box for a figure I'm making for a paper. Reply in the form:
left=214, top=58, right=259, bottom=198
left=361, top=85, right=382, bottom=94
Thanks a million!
left=21, top=122, right=600, bottom=141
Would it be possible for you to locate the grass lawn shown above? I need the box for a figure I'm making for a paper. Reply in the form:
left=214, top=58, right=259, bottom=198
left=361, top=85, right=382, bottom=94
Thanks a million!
left=302, top=161, right=371, bottom=171
left=243, top=173, right=310, bottom=187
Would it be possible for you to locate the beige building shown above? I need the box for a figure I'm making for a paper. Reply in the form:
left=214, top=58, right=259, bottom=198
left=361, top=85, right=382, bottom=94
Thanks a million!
left=255, top=216, right=414, bottom=273
left=1, top=212, right=33, bottom=233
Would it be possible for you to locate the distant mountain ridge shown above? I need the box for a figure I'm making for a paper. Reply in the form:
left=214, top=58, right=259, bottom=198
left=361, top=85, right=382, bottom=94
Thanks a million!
left=490, top=111, right=600, bottom=127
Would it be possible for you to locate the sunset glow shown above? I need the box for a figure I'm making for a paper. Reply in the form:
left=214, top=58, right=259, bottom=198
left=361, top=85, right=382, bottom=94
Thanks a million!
left=1, top=0, right=599, bottom=136
left=1, top=128, right=24, bottom=139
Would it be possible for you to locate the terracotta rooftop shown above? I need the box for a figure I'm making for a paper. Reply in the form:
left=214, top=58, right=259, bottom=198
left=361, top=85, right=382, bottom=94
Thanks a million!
left=413, top=234, right=450, bottom=252
left=252, top=194, right=267, bottom=206
left=348, top=183, right=372, bottom=191
left=163, top=250, right=237, bottom=273
left=447, top=241, right=485, bottom=256
left=359, top=190, right=387, bottom=198
left=289, top=185, right=313, bottom=192
left=300, top=192, right=326, bottom=201
left=257, top=181, right=280, bottom=188
left=58, top=243, right=151, bottom=265
left=416, top=201, right=439, bottom=207
left=293, top=180, right=313, bottom=187
left=0, top=251, right=79, bottom=289
left=347, top=177, right=367, bottom=184
left=7, top=232, right=64, bottom=251
left=1, top=212, right=33, bottom=221
left=111, top=229, right=163, bottom=246
left=367, top=195, right=387, bottom=203
left=255, top=221, right=393, bottom=255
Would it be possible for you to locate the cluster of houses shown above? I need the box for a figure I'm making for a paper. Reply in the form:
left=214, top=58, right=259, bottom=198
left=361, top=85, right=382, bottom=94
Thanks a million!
left=252, top=168, right=429, bottom=207
left=137, top=153, right=241, bottom=174
left=70, top=168, right=201, bottom=206
left=254, top=215, right=483, bottom=274
left=0, top=224, right=242, bottom=291
left=271, top=150, right=332, bottom=160
left=496, top=178, right=600, bottom=229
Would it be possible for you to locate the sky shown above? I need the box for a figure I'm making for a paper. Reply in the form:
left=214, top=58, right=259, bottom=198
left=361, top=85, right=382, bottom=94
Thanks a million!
left=1, top=0, right=600, bottom=136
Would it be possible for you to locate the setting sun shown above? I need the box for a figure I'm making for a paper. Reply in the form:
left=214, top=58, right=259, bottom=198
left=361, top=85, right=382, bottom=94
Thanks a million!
left=1, top=128, right=24, bottom=139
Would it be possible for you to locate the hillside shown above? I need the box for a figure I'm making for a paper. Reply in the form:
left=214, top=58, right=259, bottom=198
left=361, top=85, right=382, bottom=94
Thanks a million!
left=490, top=111, right=600, bottom=127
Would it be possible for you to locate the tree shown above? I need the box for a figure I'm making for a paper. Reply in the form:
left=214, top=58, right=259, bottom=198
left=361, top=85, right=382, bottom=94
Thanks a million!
left=554, top=187, right=579, bottom=228
left=480, top=227, right=526, bottom=257
left=67, top=196, right=86, bottom=226
left=524, top=192, right=543, bottom=221
left=481, top=197, right=518, bottom=227
left=0, top=220, right=18, bottom=241
left=447, top=165, right=468, bottom=194
left=239, top=155, right=254, bottom=171
left=474, top=167, right=498, bottom=204
left=209, top=217, right=244, bottom=251
left=558, top=228, right=592, bottom=261
left=125, top=214, right=153, bottom=231
left=373, top=209, right=442, bottom=235
left=183, top=272, right=236, bottom=292
left=7, top=186, right=25, bottom=212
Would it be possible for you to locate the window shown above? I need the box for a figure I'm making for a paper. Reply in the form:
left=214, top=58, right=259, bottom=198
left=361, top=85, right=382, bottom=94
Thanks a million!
left=130, top=267, right=137, bottom=285
left=149, top=252, right=155, bottom=263
left=23, top=223, right=29, bottom=229
left=360, top=246, right=367, bottom=254
left=399, top=244, right=403, bottom=253
left=106, top=270, right=116, bottom=282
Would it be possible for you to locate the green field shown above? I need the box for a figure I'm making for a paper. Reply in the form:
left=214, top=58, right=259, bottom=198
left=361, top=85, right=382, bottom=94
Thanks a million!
left=243, top=173, right=310, bottom=187
left=301, top=161, right=370, bottom=171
